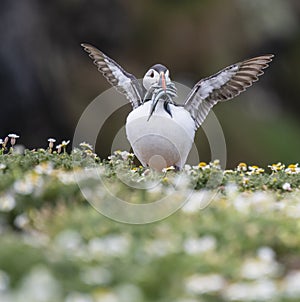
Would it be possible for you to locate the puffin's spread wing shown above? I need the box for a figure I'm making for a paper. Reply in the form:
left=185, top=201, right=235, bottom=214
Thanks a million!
left=81, top=43, right=143, bottom=109
left=184, top=55, right=274, bottom=128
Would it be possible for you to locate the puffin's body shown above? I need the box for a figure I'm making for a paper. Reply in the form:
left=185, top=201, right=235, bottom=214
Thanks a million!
left=81, top=43, right=273, bottom=170
left=126, top=101, right=195, bottom=170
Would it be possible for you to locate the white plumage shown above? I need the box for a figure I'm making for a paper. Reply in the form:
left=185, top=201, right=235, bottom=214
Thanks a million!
left=126, top=101, right=195, bottom=170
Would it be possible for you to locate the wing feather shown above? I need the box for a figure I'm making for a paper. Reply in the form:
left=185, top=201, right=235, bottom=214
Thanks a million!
left=184, top=54, right=274, bottom=128
left=81, top=43, right=143, bottom=109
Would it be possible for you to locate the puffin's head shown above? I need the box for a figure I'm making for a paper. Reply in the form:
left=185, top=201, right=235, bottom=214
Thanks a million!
left=143, top=64, right=171, bottom=91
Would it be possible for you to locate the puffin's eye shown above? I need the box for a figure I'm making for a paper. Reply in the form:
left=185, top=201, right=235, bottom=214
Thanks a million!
left=150, top=71, right=154, bottom=78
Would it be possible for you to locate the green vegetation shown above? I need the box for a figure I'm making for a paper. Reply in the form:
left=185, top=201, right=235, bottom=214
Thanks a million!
left=1, top=138, right=300, bottom=301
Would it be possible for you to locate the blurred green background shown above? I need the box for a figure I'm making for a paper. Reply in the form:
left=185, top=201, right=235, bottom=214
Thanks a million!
left=1, top=0, right=300, bottom=168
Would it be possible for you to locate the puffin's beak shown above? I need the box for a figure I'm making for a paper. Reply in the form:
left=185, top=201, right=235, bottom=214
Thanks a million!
left=159, top=71, right=167, bottom=91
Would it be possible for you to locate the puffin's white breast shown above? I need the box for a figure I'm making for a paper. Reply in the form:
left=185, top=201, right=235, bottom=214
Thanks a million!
left=125, top=101, right=195, bottom=170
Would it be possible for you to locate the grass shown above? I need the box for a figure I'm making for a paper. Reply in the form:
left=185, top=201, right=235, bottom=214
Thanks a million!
left=0, top=138, right=300, bottom=301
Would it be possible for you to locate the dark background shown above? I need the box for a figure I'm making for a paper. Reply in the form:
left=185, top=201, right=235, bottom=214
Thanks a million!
left=1, top=0, right=300, bottom=168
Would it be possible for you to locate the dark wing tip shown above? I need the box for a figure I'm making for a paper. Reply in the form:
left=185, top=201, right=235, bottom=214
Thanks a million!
left=81, top=42, right=94, bottom=48
left=242, top=54, right=275, bottom=67
left=258, top=54, right=275, bottom=59
left=264, top=54, right=275, bottom=59
left=80, top=43, right=100, bottom=54
left=80, top=43, right=91, bottom=50
left=80, top=44, right=107, bottom=69
left=80, top=43, right=105, bottom=57
left=261, top=54, right=275, bottom=65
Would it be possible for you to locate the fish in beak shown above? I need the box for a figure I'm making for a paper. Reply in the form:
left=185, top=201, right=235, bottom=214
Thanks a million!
left=147, top=72, right=167, bottom=121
